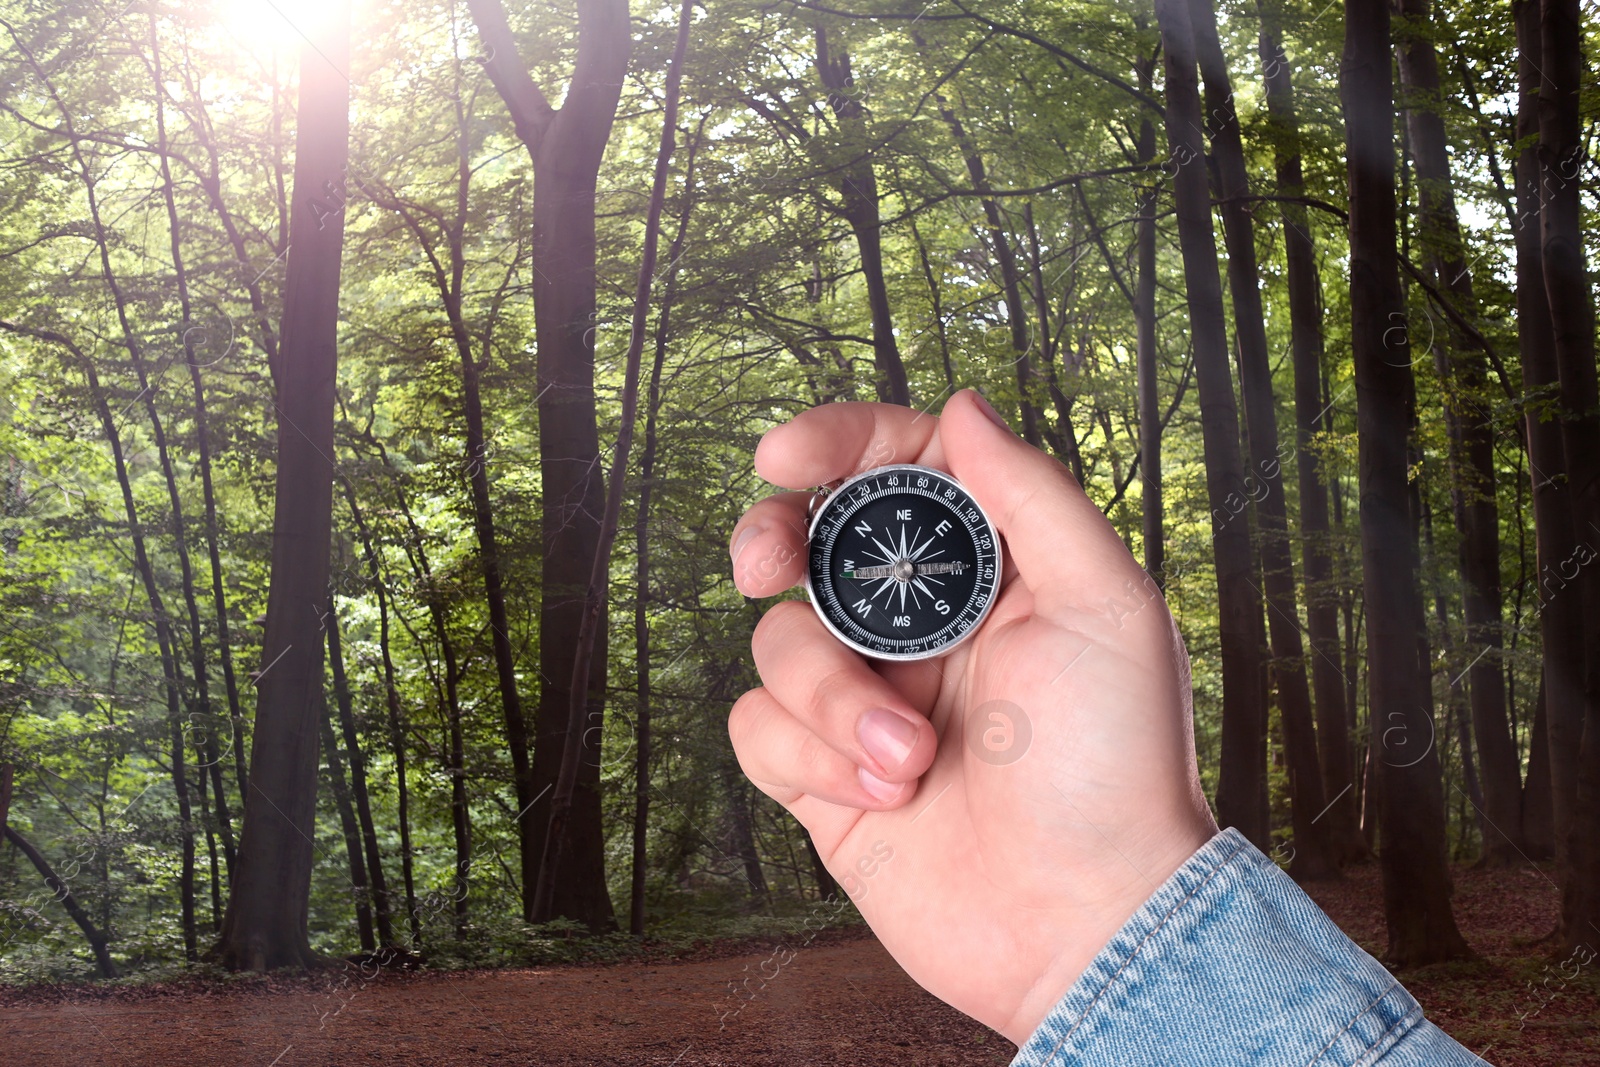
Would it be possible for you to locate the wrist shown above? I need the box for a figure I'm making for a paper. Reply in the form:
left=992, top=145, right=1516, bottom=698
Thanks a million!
left=999, top=816, right=1218, bottom=1045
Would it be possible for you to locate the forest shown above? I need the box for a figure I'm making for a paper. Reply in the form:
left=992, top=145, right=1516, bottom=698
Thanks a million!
left=0, top=0, right=1597, bottom=1062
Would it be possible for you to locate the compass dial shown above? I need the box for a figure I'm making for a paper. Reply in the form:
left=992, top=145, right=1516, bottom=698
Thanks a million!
left=805, top=464, right=1002, bottom=661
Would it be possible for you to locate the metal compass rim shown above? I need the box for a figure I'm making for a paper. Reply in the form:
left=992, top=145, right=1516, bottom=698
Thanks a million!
left=802, top=463, right=1003, bottom=663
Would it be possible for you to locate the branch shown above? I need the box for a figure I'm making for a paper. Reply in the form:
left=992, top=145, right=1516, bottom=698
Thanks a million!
left=1209, top=195, right=1514, bottom=399
left=555, top=0, right=631, bottom=156
left=786, top=0, right=1165, bottom=116
left=5, top=825, right=119, bottom=978
left=1072, top=180, right=1135, bottom=308
left=465, top=0, right=556, bottom=149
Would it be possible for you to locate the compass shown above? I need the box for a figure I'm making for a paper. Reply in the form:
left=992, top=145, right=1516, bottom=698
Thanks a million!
left=805, top=464, right=1002, bottom=661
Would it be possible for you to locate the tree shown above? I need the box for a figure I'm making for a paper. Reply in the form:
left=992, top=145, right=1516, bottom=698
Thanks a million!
left=4, top=825, right=118, bottom=978
left=1394, top=0, right=1523, bottom=865
left=1538, top=0, right=1600, bottom=951
left=1257, top=0, right=1366, bottom=863
left=215, top=0, right=351, bottom=970
left=631, top=111, right=703, bottom=935
left=1133, top=31, right=1163, bottom=587
left=1341, top=0, right=1469, bottom=964
left=1190, top=0, right=1336, bottom=879
left=1511, top=0, right=1576, bottom=867
left=1152, top=0, right=1272, bottom=848
left=469, top=0, right=628, bottom=929
left=813, top=22, right=910, bottom=407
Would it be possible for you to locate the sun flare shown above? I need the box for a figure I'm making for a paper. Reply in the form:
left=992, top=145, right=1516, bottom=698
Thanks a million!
left=217, top=0, right=342, bottom=55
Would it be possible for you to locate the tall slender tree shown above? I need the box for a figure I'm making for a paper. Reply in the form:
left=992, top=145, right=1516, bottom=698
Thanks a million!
left=1152, top=0, right=1271, bottom=847
left=535, top=0, right=692, bottom=922
left=1341, top=0, right=1469, bottom=964
left=1133, top=31, right=1163, bottom=587
left=813, top=23, right=911, bottom=407
left=1189, top=0, right=1335, bottom=878
left=1257, top=0, right=1366, bottom=862
left=470, top=0, right=628, bottom=928
left=1538, top=0, right=1600, bottom=950
left=1511, top=0, right=1578, bottom=868
left=1394, top=0, right=1523, bottom=865
left=631, top=118, right=703, bottom=936
left=216, top=0, right=351, bottom=969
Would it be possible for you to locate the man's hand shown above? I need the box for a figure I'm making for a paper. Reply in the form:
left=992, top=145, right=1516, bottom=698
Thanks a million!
left=726, top=390, right=1217, bottom=1044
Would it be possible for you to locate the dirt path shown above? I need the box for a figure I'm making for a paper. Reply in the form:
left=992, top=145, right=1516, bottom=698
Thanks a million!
left=4, top=861, right=1595, bottom=1066
left=0, top=933, right=1010, bottom=1066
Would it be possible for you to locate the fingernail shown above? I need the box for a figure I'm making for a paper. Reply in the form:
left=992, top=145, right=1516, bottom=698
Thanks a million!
left=858, top=766, right=906, bottom=803
left=972, top=390, right=1013, bottom=433
left=858, top=707, right=919, bottom=774
left=729, top=524, right=761, bottom=565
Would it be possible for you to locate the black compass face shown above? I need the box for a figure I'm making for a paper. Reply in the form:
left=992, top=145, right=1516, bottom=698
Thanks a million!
left=806, top=465, right=1002, bottom=660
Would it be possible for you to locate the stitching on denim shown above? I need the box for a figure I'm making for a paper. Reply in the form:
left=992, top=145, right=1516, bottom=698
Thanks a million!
left=1347, top=999, right=1423, bottom=1067
left=1035, top=834, right=1250, bottom=1066
left=1302, top=980, right=1414, bottom=1067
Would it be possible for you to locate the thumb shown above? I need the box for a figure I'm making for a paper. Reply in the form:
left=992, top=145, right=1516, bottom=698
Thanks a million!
left=940, top=390, right=1142, bottom=613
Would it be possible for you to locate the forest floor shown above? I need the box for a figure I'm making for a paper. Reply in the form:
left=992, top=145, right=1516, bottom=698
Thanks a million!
left=0, top=861, right=1595, bottom=1067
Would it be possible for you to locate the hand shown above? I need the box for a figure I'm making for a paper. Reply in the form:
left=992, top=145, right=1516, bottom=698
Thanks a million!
left=726, top=390, right=1217, bottom=1044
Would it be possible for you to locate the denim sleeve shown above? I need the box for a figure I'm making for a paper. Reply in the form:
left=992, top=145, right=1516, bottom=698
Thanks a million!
left=1010, top=828, right=1488, bottom=1067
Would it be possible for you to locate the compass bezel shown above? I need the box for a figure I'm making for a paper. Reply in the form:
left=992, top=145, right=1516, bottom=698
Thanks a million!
left=803, top=463, right=1003, bottom=662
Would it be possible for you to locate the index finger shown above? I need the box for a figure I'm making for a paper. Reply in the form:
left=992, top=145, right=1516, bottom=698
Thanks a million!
left=754, top=401, right=945, bottom=490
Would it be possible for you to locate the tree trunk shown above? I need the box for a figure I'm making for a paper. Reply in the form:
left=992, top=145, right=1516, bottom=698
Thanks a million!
left=724, top=764, right=770, bottom=906
left=216, top=0, right=349, bottom=970
left=803, top=830, right=839, bottom=902
left=1513, top=0, right=1581, bottom=878
left=1190, top=0, right=1335, bottom=878
left=931, top=94, right=1041, bottom=445
left=168, top=64, right=259, bottom=799
left=469, top=0, right=626, bottom=931
left=319, top=689, right=375, bottom=952
left=340, top=479, right=422, bottom=943
left=1394, top=0, right=1524, bottom=865
left=1152, top=0, right=1271, bottom=847
left=351, top=92, right=540, bottom=934
left=1022, top=204, right=1089, bottom=479
left=326, top=600, right=394, bottom=946
left=1340, top=0, right=1470, bottom=964
left=814, top=25, right=910, bottom=407
left=909, top=216, right=956, bottom=390
left=196, top=760, right=222, bottom=929
left=1136, top=111, right=1162, bottom=586
left=1427, top=511, right=1487, bottom=851
left=0, top=323, right=203, bottom=955
left=1258, top=0, right=1367, bottom=864
left=1539, top=0, right=1600, bottom=952
left=146, top=12, right=244, bottom=877
left=31, top=39, right=204, bottom=958
left=533, top=0, right=689, bottom=924
left=630, top=115, right=702, bottom=937
left=358, top=463, right=473, bottom=937
left=1524, top=678, right=1556, bottom=858
left=5, top=826, right=118, bottom=979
